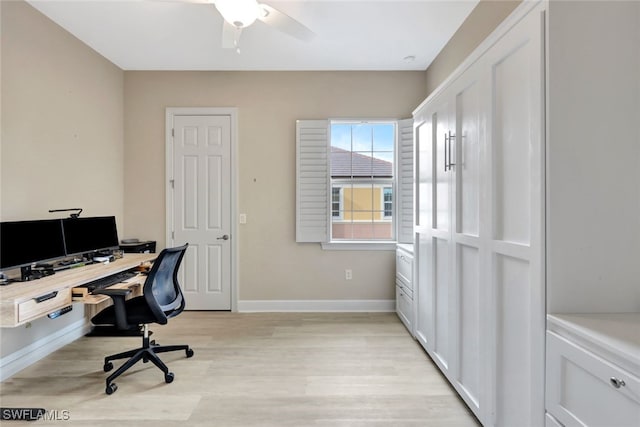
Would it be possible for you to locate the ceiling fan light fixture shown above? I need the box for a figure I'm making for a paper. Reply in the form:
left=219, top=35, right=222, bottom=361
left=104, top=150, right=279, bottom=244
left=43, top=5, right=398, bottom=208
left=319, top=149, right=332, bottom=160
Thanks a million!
left=215, top=0, right=260, bottom=29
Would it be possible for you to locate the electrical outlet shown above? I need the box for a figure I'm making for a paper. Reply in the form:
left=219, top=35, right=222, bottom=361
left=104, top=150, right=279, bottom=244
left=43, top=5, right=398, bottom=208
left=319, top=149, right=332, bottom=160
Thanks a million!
left=345, top=269, right=352, bottom=280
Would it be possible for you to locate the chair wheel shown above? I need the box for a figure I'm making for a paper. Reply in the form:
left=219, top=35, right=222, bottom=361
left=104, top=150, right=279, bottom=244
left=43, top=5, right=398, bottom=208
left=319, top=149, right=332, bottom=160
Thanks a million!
left=186, top=348, right=194, bottom=358
left=165, top=372, right=174, bottom=383
left=103, top=362, right=113, bottom=372
left=106, top=383, right=117, bottom=395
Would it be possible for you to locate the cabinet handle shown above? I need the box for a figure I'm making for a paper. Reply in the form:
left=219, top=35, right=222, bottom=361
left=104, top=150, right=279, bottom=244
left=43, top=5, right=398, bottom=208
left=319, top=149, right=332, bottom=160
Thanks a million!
left=33, top=291, right=58, bottom=303
left=448, top=131, right=456, bottom=169
left=610, top=377, right=626, bottom=389
left=444, top=132, right=449, bottom=171
left=444, top=131, right=456, bottom=171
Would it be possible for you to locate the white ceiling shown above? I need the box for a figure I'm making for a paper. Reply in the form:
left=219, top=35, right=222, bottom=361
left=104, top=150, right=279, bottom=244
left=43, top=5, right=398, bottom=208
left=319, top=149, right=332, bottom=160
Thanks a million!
left=27, top=0, right=480, bottom=71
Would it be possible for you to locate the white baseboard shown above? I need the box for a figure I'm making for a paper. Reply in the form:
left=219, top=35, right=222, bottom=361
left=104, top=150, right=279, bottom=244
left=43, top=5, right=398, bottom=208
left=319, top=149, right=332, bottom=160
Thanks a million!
left=238, top=299, right=395, bottom=313
left=0, top=319, right=91, bottom=382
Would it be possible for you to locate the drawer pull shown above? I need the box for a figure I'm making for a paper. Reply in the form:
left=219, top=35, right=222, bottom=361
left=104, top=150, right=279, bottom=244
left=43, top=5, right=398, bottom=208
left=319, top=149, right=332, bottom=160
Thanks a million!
left=33, top=291, right=58, bottom=303
left=610, top=377, right=626, bottom=389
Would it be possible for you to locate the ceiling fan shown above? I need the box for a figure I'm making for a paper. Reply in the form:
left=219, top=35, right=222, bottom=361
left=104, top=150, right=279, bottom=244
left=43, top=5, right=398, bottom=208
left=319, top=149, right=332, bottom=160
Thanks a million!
left=177, top=0, right=315, bottom=52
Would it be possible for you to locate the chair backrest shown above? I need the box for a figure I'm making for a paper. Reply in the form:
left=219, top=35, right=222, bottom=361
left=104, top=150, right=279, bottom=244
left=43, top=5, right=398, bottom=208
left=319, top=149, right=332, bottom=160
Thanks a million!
left=143, top=244, right=188, bottom=325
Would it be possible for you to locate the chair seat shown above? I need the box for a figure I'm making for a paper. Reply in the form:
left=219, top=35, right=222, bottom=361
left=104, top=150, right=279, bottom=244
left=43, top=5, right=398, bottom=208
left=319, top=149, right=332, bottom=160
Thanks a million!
left=92, top=296, right=157, bottom=327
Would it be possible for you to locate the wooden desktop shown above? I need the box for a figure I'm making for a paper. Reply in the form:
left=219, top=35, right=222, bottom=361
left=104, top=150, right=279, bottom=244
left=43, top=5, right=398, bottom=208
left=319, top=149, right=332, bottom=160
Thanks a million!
left=0, top=253, right=156, bottom=327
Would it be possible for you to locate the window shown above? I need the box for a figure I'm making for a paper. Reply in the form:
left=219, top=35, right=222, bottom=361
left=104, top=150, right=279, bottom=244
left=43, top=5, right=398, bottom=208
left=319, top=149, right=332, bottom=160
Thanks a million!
left=383, top=187, right=393, bottom=218
left=330, top=121, right=395, bottom=241
left=296, top=118, right=413, bottom=247
left=331, top=187, right=342, bottom=218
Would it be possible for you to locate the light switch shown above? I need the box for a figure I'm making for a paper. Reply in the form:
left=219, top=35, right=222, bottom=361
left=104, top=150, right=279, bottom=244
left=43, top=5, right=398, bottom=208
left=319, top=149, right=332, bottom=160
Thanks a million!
left=239, top=213, right=247, bottom=224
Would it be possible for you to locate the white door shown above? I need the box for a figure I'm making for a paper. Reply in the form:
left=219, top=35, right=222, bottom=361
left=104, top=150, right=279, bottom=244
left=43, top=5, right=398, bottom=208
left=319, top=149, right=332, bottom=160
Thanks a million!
left=414, top=92, right=454, bottom=372
left=450, top=73, right=482, bottom=417
left=169, top=114, right=232, bottom=310
left=431, top=95, right=453, bottom=373
left=414, top=114, right=433, bottom=351
left=483, top=7, right=544, bottom=426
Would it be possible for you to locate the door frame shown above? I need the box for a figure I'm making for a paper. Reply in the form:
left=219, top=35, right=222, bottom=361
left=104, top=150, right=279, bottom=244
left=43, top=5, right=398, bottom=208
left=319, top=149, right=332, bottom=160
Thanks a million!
left=165, top=107, right=238, bottom=312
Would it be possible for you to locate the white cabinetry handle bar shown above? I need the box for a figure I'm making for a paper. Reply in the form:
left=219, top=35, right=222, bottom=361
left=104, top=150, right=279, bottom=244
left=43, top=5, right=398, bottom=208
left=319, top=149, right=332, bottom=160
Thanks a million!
left=444, top=132, right=456, bottom=171
left=444, top=133, right=448, bottom=171
left=610, top=377, right=626, bottom=389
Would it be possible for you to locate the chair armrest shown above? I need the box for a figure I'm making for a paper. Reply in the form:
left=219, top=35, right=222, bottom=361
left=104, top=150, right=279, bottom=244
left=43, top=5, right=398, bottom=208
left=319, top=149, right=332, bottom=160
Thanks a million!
left=93, top=288, right=132, bottom=297
left=93, top=288, right=133, bottom=329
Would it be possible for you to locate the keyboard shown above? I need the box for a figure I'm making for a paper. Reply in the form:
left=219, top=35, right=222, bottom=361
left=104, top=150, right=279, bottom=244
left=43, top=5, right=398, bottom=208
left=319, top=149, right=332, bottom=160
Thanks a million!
left=82, top=270, right=138, bottom=293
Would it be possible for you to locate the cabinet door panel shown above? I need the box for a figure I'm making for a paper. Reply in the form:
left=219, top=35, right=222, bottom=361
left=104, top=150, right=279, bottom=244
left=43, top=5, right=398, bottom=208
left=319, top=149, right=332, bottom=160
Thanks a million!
left=433, top=236, right=450, bottom=370
left=492, top=38, right=533, bottom=246
left=416, top=119, right=433, bottom=228
left=457, top=244, right=481, bottom=408
left=456, top=80, right=481, bottom=237
left=495, top=254, right=533, bottom=425
left=434, top=106, right=451, bottom=232
left=415, top=232, right=433, bottom=349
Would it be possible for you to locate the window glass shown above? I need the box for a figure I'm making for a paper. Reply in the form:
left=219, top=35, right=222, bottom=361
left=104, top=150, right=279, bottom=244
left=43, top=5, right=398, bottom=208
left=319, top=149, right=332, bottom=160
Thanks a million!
left=330, top=122, right=395, bottom=241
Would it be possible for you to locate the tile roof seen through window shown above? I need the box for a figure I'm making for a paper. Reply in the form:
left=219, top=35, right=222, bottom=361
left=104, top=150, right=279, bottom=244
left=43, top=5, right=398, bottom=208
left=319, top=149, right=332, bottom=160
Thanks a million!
left=331, top=147, right=393, bottom=178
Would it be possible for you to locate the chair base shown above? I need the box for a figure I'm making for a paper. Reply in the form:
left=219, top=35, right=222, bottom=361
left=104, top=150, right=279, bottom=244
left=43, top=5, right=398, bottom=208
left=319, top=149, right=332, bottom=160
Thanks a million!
left=102, top=325, right=193, bottom=394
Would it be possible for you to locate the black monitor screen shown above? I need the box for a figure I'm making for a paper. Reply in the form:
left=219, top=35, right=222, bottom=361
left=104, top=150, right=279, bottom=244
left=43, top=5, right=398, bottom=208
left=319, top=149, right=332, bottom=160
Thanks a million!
left=0, top=219, right=67, bottom=270
left=62, top=216, right=119, bottom=256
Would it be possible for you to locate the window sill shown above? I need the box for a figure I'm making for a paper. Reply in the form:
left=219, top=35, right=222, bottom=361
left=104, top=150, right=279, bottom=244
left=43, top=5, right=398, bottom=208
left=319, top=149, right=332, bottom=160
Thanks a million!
left=321, top=241, right=397, bottom=251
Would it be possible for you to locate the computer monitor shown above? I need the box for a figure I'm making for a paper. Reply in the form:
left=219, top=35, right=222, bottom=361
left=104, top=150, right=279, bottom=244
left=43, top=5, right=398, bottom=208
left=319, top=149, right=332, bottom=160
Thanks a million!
left=62, top=216, right=119, bottom=257
left=0, top=219, right=67, bottom=272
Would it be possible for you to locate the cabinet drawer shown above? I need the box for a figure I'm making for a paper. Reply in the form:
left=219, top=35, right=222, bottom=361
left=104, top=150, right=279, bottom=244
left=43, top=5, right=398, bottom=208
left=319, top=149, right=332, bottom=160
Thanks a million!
left=546, top=331, right=640, bottom=427
left=396, top=284, right=413, bottom=334
left=396, top=250, right=413, bottom=288
left=18, top=288, right=72, bottom=323
left=395, top=279, right=413, bottom=300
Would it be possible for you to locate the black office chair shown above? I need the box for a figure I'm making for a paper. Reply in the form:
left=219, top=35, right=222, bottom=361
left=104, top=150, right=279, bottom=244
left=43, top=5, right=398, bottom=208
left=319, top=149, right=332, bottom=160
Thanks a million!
left=91, top=244, right=194, bottom=395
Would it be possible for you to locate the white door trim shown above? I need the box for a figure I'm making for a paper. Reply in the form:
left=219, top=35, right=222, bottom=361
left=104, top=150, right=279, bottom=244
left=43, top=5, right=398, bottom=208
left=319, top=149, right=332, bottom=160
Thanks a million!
left=165, top=107, right=238, bottom=312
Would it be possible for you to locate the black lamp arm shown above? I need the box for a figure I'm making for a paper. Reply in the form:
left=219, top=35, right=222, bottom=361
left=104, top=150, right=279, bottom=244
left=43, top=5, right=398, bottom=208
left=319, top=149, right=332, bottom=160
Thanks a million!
left=48, top=208, right=83, bottom=218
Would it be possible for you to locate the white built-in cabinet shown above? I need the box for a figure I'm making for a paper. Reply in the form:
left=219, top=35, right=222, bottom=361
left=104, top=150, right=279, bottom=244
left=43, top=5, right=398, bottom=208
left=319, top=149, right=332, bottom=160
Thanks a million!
left=546, top=314, right=640, bottom=427
left=415, top=2, right=544, bottom=424
left=395, top=244, right=414, bottom=335
left=412, top=1, right=639, bottom=426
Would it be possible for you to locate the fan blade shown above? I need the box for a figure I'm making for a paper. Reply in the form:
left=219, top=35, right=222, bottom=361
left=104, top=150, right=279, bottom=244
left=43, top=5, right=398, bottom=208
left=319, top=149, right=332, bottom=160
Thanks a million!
left=221, top=20, right=242, bottom=49
left=257, top=4, right=315, bottom=42
left=154, top=0, right=213, bottom=4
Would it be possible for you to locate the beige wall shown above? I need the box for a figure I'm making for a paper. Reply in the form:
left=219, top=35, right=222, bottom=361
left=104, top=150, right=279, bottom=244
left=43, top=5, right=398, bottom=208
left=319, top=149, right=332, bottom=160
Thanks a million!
left=1, top=1, right=124, bottom=223
left=425, top=0, right=521, bottom=96
left=123, top=71, right=425, bottom=301
left=0, top=0, right=124, bottom=356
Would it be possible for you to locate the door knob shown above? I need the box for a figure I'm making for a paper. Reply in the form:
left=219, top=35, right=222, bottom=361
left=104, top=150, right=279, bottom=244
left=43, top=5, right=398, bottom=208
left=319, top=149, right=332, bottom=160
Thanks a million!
left=217, top=234, right=229, bottom=241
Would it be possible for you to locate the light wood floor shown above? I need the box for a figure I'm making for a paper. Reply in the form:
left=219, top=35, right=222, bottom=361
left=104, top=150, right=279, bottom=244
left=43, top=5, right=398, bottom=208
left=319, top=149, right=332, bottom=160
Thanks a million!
left=0, top=312, right=480, bottom=426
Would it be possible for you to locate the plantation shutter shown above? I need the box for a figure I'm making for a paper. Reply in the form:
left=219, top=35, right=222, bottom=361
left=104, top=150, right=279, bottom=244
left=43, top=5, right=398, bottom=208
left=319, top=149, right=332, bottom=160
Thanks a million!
left=397, top=118, right=414, bottom=243
left=296, top=120, right=329, bottom=242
